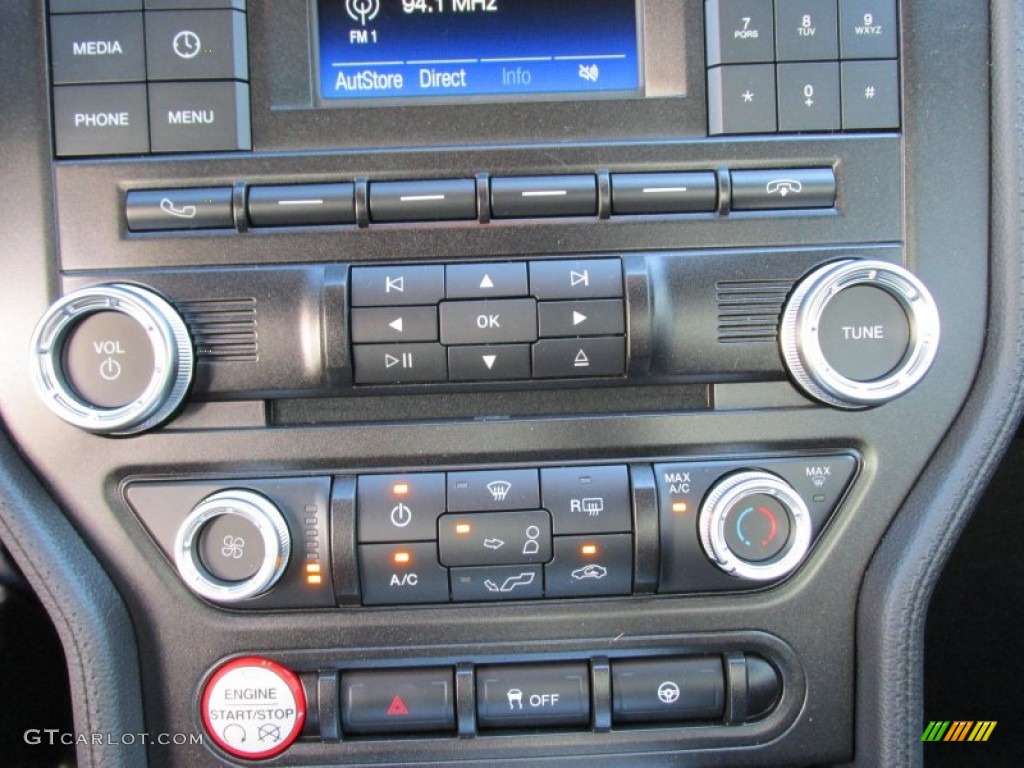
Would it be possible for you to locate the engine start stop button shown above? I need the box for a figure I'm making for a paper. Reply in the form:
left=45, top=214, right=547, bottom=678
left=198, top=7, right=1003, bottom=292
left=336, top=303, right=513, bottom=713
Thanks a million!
left=201, top=656, right=306, bottom=760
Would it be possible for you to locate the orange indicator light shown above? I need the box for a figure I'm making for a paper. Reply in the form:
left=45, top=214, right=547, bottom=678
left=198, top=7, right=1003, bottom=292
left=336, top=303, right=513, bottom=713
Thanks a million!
left=393, top=483, right=410, bottom=496
left=305, top=562, right=322, bottom=586
left=672, top=502, right=688, bottom=514
left=455, top=523, right=472, bottom=535
left=581, top=544, right=598, bottom=556
left=393, top=551, right=412, bottom=565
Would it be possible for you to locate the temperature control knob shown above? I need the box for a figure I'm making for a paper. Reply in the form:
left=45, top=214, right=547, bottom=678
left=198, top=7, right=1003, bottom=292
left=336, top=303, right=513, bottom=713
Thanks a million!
left=699, top=471, right=812, bottom=581
left=174, top=490, right=291, bottom=603
left=29, top=284, right=193, bottom=434
left=779, top=260, right=940, bottom=408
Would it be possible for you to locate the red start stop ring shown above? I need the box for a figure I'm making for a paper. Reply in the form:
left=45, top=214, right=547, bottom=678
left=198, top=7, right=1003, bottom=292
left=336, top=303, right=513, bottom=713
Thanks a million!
left=201, top=656, right=306, bottom=760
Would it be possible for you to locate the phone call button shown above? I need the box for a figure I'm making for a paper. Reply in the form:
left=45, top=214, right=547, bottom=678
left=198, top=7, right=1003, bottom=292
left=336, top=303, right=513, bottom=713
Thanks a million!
left=126, top=187, right=234, bottom=232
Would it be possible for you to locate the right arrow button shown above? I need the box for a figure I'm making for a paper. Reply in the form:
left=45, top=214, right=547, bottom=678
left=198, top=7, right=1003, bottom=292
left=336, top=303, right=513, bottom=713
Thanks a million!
left=538, top=299, right=625, bottom=338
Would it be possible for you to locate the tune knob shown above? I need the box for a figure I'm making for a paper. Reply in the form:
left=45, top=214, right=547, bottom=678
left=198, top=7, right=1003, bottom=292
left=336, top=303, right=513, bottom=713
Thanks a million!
left=29, top=284, right=194, bottom=434
left=779, top=260, right=940, bottom=408
left=699, top=471, right=813, bottom=581
left=174, top=490, right=291, bottom=603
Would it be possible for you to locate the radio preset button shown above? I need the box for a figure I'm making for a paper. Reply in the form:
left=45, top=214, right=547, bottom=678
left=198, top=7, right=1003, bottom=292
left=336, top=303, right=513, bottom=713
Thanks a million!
left=248, top=183, right=355, bottom=227
left=351, top=265, right=445, bottom=307
left=370, top=179, right=477, bottom=222
left=730, top=168, right=836, bottom=210
left=341, top=668, right=456, bottom=735
left=148, top=81, right=251, bottom=153
left=541, top=466, right=632, bottom=535
left=50, top=12, right=146, bottom=85
left=450, top=564, right=544, bottom=602
left=448, top=344, right=531, bottom=382
left=705, top=0, right=776, bottom=66
left=544, top=534, right=632, bottom=598
left=126, top=187, right=234, bottom=231
left=352, top=343, right=447, bottom=385
left=53, top=84, right=150, bottom=157
left=774, top=0, right=840, bottom=62
left=51, top=0, right=141, bottom=10
left=538, top=299, right=625, bottom=339
left=490, top=175, right=597, bottom=219
left=532, top=337, right=626, bottom=379
left=610, top=172, right=718, bottom=215
left=839, top=0, right=898, bottom=59
left=476, top=663, right=590, bottom=729
left=351, top=306, right=439, bottom=344
left=529, top=259, right=623, bottom=300
left=708, top=64, right=778, bottom=135
left=447, top=469, right=540, bottom=513
left=438, top=510, right=552, bottom=567
left=145, top=9, right=248, bottom=81
left=777, top=62, right=841, bottom=132
left=439, top=299, right=538, bottom=346
left=357, top=473, right=446, bottom=543
left=358, top=542, right=450, bottom=605
left=446, top=262, right=529, bottom=299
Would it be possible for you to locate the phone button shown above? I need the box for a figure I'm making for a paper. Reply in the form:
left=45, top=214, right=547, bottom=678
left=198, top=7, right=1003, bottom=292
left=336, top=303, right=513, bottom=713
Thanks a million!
left=730, top=168, right=836, bottom=211
left=126, top=187, right=234, bottom=231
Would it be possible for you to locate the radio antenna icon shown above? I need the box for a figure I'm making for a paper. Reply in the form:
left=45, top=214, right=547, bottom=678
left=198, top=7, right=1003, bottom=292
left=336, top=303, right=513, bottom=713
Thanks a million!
left=346, top=0, right=380, bottom=27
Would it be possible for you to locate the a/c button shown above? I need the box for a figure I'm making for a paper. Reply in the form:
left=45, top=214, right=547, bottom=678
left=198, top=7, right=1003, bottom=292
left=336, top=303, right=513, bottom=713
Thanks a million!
left=358, top=542, right=449, bottom=606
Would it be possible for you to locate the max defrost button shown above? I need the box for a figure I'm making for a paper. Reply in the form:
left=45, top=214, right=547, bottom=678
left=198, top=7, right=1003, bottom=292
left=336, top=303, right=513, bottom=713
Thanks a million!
left=359, top=542, right=449, bottom=605
left=201, top=657, right=305, bottom=760
left=477, top=663, right=591, bottom=729
left=341, top=668, right=456, bottom=735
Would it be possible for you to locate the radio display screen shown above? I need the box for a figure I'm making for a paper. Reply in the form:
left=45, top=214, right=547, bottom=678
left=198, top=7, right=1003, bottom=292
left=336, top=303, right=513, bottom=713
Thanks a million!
left=317, top=0, right=643, bottom=103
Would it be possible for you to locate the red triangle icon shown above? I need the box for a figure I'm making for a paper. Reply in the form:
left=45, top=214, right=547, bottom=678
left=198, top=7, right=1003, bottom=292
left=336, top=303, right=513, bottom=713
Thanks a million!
left=387, top=696, right=409, bottom=716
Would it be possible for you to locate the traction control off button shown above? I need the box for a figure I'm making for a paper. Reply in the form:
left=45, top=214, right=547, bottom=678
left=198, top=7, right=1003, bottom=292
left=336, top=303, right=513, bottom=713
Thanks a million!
left=201, top=656, right=306, bottom=760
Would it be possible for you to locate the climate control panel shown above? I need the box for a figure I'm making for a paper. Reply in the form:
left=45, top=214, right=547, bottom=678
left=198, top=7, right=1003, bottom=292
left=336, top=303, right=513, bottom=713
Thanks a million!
left=124, top=453, right=858, bottom=609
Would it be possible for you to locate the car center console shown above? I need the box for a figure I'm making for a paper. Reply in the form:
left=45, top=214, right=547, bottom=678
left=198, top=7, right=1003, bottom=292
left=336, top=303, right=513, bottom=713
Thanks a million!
left=0, top=1, right=1002, bottom=767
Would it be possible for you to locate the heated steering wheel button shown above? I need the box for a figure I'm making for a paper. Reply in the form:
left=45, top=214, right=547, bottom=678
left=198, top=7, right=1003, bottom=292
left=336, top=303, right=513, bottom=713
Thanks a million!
left=61, top=311, right=156, bottom=409
left=817, top=284, right=910, bottom=381
left=611, top=657, right=725, bottom=724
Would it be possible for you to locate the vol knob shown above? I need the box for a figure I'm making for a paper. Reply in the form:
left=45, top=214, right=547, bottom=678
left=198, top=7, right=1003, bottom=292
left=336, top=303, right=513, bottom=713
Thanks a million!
left=779, top=260, right=940, bottom=408
left=29, top=284, right=194, bottom=434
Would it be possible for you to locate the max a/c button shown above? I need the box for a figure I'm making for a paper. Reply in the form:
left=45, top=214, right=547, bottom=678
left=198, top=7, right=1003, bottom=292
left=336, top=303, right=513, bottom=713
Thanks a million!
left=476, top=663, right=590, bottom=729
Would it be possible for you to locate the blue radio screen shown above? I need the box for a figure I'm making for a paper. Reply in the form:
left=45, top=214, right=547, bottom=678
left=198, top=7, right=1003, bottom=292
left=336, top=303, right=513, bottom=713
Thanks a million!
left=318, top=0, right=642, bottom=102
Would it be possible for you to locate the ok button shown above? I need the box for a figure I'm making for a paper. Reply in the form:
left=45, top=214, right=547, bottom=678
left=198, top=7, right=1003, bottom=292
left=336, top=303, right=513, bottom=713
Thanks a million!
left=439, top=299, right=538, bottom=345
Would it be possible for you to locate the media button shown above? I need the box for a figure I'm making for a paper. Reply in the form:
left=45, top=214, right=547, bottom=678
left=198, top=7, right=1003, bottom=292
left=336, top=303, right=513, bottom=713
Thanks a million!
left=438, top=510, right=552, bottom=567
left=448, top=344, right=531, bottom=382
left=357, top=473, right=446, bottom=543
left=544, top=534, right=633, bottom=598
left=358, top=542, right=449, bottom=605
left=439, top=299, right=538, bottom=346
left=50, top=12, right=146, bottom=85
left=351, top=265, right=445, bottom=307
left=352, top=343, right=447, bottom=385
left=450, top=565, right=544, bottom=602
left=447, top=469, right=540, bottom=512
left=476, top=663, right=590, bottom=729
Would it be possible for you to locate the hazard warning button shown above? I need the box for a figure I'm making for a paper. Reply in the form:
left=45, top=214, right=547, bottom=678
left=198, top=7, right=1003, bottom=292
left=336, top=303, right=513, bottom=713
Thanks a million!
left=341, top=668, right=456, bottom=735
left=201, top=656, right=306, bottom=760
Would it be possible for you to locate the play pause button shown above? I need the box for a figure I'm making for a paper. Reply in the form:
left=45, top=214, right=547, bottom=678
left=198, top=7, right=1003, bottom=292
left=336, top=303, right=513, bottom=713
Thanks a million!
left=354, top=344, right=447, bottom=384
left=449, top=345, right=531, bottom=381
